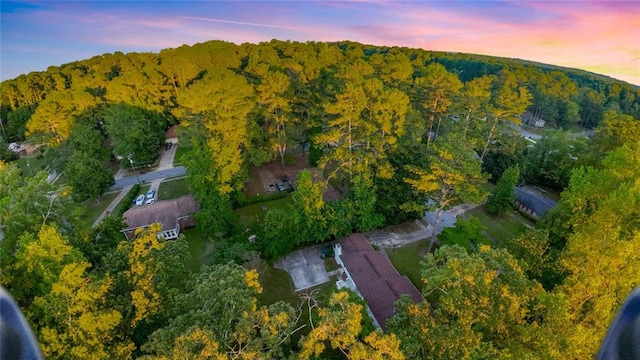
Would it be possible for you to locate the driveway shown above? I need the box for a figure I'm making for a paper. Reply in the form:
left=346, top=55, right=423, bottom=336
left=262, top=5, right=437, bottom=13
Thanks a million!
left=274, top=245, right=330, bottom=291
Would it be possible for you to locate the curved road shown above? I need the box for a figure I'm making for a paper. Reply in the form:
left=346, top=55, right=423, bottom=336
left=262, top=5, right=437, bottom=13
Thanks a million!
left=109, top=166, right=186, bottom=190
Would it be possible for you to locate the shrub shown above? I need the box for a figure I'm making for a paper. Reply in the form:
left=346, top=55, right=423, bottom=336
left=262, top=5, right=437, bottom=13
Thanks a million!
left=114, top=184, right=140, bottom=217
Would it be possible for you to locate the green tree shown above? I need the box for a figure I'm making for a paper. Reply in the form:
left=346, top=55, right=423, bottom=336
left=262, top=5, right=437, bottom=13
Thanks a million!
left=522, top=132, right=575, bottom=190
left=552, top=143, right=640, bottom=358
left=438, top=216, right=487, bottom=252
left=413, top=63, right=462, bottom=147
left=32, top=261, right=134, bottom=359
left=143, top=263, right=299, bottom=358
left=65, top=151, right=114, bottom=201
left=388, top=245, right=548, bottom=360
left=405, top=134, right=488, bottom=253
left=486, top=165, right=519, bottom=214
left=299, top=291, right=404, bottom=360
left=453, top=75, right=494, bottom=143
left=0, top=162, right=71, bottom=269
left=347, top=172, right=384, bottom=232
left=480, top=71, right=532, bottom=161
left=291, top=170, right=331, bottom=244
left=103, top=105, right=166, bottom=166
left=5, top=105, right=34, bottom=141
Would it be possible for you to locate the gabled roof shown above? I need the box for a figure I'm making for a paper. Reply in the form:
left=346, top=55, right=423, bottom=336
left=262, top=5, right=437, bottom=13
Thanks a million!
left=339, top=233, right=423, bottom=329
left=122, top=195, right=198, bottom=232
left=515, top=187, right=556, bottom=216
left=165, top=125, right=179, bottom=139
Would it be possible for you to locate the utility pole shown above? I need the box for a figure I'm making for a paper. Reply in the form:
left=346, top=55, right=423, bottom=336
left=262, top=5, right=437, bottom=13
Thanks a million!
left=128, top=155, right=141, bottom=184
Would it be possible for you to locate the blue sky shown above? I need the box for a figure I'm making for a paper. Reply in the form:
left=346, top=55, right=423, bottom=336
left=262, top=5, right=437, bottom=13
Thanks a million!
left=2, top=1, right=639, bottom=84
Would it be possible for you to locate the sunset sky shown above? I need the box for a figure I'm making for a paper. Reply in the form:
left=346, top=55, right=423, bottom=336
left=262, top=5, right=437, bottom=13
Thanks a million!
left=1, top=1, right=639, bottom=85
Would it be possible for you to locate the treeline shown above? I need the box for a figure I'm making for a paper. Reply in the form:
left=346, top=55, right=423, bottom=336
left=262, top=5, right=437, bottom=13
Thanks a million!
left=1, top=39, right=639, bottom=359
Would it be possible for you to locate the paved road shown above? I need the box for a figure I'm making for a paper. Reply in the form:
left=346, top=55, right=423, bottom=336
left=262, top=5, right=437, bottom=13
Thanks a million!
left=109, top=166, right=186, bottom=190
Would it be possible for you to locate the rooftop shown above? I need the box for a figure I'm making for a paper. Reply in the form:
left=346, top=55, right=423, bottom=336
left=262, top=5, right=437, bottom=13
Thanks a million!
left=122, top=195, right=198, bottom=232
left=515, top=186, right=557, bottom=216
left=339, top=233, right=423, bottom=329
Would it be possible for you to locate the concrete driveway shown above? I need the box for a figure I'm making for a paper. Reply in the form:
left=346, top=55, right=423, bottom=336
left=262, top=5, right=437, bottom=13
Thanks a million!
left=274, top=244, right=330, bottom=291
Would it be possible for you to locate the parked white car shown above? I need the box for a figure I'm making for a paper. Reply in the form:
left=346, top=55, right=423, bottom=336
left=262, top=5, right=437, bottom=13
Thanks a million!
left=135, top=194, right=145, bottom=206
left=145, top=198, right=155, bottom=205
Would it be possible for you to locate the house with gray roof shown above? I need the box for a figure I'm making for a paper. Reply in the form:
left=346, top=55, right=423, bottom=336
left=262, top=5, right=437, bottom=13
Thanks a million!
left=121, top=195, right=199, bottom=240
left=514, top=186, right=557, bottom=220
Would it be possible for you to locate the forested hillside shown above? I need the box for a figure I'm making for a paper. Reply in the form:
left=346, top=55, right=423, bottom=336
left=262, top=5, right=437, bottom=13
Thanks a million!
left=1, top=39, right=639, bottom=359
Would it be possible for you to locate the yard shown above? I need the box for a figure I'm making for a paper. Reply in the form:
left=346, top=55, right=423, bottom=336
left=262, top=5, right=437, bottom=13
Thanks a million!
left=157, top=177, right=190, bottom=200
left=385, top=238, right=429, bottom=291
left=172, top=143, right=191, bottom=166
left=75, top=191, right=120, bottom=229
left=464, top=205, right=534, bottom=243
left=181, top=225, right=214, bottom=272
left=15, top=155, right=49, bottom=177
left=236, top=197, right=293, bottom=225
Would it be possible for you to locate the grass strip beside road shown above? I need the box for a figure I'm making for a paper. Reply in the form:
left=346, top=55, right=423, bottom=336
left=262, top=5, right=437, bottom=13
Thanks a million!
left=76, top=192, right=120, bottom=229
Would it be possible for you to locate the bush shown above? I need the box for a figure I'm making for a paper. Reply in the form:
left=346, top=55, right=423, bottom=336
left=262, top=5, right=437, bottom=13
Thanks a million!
left=283, top=153, right=295, bottom=166
left=235, top=190, right=288, bottom=207
left=114, top=184, right=140, bottom=217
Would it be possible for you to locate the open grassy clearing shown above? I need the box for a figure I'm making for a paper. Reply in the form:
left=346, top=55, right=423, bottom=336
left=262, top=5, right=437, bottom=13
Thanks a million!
left=157, top=177, right=190, bottom=200
left=181, top=225, right=213, bottom=272
left=236, top=197, right=293, bottom=225
left=465, top=205, right=533, bottom=243
left=385, top=238, right=430, bottom=291
left=15, top=155, right=49, bottom=177
left=75, top=192, right=120, bottom=229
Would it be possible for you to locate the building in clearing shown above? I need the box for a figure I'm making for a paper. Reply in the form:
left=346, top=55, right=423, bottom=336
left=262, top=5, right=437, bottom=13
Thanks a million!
left=121, top=195, right=198, bottom=240
left=334, top=233, right=423, bottom=329
left=514, top=186, right=556, bottom=220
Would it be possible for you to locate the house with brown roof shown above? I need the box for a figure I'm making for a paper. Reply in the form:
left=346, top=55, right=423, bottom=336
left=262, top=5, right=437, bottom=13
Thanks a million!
left=334, top=233, right=423, bottom=329
left=165, top=125, right=179, bottom=144
left=121, top=195, right=199, bottom=240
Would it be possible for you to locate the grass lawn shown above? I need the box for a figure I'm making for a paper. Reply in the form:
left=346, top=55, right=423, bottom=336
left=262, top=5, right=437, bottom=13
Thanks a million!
left=465, top=205, right=534, bottom=243
left=182, top=225, right=214, bottom=272
left=15, top=156, right=49, bottom=177
left=236, top=197, right=293, bottom=225
left=386, top=238, right=430, bottom=291
left=75, top=192, right=120, bottom=229
left=157, top=177, right=190, bottom=200
left=258, top=264, right=338, bottom=343
left=172, top=143, right=191, bottom=166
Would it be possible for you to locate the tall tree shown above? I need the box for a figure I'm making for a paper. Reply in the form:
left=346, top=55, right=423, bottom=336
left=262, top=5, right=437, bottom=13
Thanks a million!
left=405, top=134, right=488, bottom=253
left=299, top=291, right=404, bottom=360
left=480, top=71, right=531, bottom=161
left=65, top=151, right=114, bottom=201
left=103, top=104, right=166, bottom=166
left=291, top=170, right=331, bottom=243
left=255, top=70, right=294, bottom=169
left=553, top=143, right=640, bottom=358
left=388, top=245, right=549, bottom=360
left=486, top=165, right=519, bottom=214
left=413, top=63, right=462, bottom=147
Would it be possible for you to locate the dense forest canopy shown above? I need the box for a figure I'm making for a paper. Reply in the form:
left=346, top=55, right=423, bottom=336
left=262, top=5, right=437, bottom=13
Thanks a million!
left=1, top=39, right=639, bottom=359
